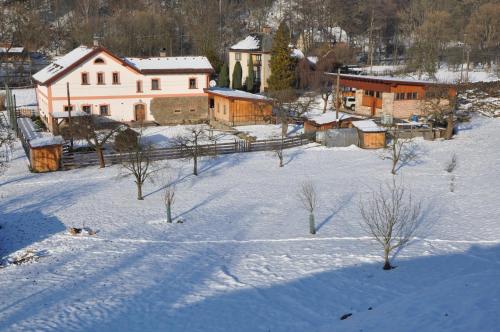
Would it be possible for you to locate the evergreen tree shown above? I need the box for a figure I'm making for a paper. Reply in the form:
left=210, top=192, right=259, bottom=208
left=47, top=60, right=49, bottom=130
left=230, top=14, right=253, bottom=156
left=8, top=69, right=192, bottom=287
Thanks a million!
left=268, top=22, right=295, bottom=91
left=232, top=61, right=243, bottom=90
left=246, top=56, right=255, bottom=92
left=219, top=63, right=230, bottom=87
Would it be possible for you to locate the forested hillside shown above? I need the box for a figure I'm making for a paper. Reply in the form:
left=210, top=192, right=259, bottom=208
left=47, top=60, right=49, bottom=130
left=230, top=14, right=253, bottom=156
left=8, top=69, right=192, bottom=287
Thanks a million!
left=0, top=0, right=499, bottom=75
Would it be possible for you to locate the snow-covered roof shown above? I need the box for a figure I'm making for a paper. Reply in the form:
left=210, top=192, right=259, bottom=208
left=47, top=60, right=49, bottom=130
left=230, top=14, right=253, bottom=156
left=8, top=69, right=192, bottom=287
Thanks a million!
left=352, top=120, right=387, bottom=132
left=206, top=87, right=271, bottom=102
left=30, top=135, right=65, bottom=148
left=328, top=73, right=452, bottom=86
left=231, top=36, right=261, bottom=50
left=32, top=46, right=94, bottom=84
left=0, top=47, right=24, bottom=53
left=306, top=111, right=364, bottom=125
left=124, top=57, right=213, bottom=72
left=33, top=45, right=214, bottom=85
left=17, top=117, right=64, bottom=147
left=290, top=47, right=304, bottom=59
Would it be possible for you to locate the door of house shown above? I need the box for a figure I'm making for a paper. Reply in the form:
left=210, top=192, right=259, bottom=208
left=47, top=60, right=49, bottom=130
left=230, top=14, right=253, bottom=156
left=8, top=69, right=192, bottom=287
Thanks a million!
left=134, top=104, right=146, bottom=122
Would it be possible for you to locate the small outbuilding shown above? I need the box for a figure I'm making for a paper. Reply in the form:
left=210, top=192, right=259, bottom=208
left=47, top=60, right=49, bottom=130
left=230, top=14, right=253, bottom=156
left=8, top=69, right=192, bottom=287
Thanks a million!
left=352, top=119, right=387, bottom=149
left=304, top=111, right=364, bottom=135
left=205, top=87, right=273, bottom=126
left=18, top=118, right=64, bottom=172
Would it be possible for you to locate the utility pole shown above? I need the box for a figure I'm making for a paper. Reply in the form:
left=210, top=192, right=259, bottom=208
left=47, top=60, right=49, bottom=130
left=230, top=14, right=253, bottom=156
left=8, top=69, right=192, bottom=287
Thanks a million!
left=335, top=67, right=341, bottom=128
left=66, top=82, right=74, bottom=151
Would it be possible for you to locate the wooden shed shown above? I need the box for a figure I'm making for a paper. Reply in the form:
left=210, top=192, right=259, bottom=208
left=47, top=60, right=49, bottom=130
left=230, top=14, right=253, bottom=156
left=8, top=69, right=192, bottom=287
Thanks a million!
left=18, top=118, right=64, bottom=172
left=352, top=120, right=387, bottom=149
left=304, top=111, right=364, bottom=135
left=205, top=87, right=273, bottom=126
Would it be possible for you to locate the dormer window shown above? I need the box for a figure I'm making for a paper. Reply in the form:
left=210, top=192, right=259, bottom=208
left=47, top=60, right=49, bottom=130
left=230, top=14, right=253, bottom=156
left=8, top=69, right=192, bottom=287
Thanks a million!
left=94, top=58, right=105, bottom=64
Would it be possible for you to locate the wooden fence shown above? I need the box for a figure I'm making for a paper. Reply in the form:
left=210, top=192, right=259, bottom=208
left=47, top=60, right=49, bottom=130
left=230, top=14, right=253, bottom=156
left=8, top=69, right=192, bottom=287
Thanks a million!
left=61, top=136, right=309, bottom=170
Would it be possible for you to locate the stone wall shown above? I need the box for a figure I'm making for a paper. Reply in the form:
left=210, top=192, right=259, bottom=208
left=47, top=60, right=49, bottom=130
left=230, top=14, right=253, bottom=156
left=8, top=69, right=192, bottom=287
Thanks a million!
left=150, top=96, right=209, bottom=125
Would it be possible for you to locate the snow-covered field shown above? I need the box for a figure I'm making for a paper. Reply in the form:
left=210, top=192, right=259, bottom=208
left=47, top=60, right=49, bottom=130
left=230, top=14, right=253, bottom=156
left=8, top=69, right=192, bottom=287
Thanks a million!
left=0, top=116, right=499, bottom=331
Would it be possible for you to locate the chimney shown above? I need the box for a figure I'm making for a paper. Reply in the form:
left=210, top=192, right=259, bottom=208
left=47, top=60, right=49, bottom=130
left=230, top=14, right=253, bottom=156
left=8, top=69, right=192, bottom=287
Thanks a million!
left=159, top=48, right=167, bottom=57
left=261, top=26, right=272, bottom=34
left=93, top=35, right=100, bottom=47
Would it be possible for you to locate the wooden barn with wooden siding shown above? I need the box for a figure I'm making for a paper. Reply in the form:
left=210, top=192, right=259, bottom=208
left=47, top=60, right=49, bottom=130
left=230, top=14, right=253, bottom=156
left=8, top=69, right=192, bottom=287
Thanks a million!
left=352, top=120, right=387, bottom=149
left=205, top=87, right=272, bottom=126
left=18, top=118, right=64, bottom=172
left=304, top=111, right=364, bottom=135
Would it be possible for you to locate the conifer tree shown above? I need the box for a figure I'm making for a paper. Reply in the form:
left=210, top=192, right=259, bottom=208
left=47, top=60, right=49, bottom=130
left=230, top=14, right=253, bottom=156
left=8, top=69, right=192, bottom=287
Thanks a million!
left=232, top=61, right=243, bottom=89
left=246, top=56, right=255, bottom=92
left=268, top=22, right=295, bottom=91
left=219, top=63, right=230, bottom=87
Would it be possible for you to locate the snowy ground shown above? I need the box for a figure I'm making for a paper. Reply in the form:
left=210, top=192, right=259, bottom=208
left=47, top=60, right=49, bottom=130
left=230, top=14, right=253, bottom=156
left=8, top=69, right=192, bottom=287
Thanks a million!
left=359, top=65, right=499, bottom=83
left=0, top=115, right=499, bottom=331
left=234, top=124, right=303, bottom=140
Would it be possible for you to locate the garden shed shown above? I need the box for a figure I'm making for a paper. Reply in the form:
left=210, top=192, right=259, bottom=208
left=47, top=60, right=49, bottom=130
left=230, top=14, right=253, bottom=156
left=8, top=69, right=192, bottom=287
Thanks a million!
left=18, top=118, right=64, bottom=172
left=352, top=120, right=387, bottom=149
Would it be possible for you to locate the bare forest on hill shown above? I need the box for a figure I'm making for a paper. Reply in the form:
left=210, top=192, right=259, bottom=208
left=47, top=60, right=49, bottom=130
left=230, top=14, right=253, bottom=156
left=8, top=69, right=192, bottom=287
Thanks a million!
left=0, top=0, right=498, bottom=73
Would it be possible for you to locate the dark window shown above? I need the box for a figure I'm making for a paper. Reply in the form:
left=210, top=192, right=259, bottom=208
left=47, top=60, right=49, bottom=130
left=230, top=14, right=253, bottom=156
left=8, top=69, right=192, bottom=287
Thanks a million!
left=189, top=78, right=197, bottom=89
left=94, top=58, right=105, bottom=64
left=64, top=105, right=73, bottom=112
left=375, top=91, right=381, bottom=99
left=151, top=79, right=160, bottom=90
left=136, top=80, right=143, bottom=93
left=97, top=72, right=104, bottom=85
left=81, top=73, right=89, bottom=85
left=100, top=105, right=109, bottom=116
left=174, top=109, right=181, bottom=113
left=406, top=92, right=413, bottom=100
left=190, top=109, right=196, bottom=112
left=235, top=53, right=241, bottom=61
left=369, top=91, right=374, bottom=97
left=412, top=92, right=418, bottom=99
left=82, top=105, right=91, bottom=114
left=112, top=72, right=120, bottom=84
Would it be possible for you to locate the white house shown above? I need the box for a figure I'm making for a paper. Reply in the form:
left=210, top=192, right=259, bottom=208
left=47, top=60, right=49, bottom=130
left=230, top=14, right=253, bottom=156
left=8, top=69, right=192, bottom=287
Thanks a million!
left=229, top=31, right=273, bottom=93
left=33, top=45, right=214, bottom=131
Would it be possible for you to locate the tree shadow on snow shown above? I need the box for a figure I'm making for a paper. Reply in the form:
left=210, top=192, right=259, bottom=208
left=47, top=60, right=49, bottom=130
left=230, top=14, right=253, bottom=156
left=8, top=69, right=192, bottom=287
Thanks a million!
left=316, top=192, right=355, bottom=232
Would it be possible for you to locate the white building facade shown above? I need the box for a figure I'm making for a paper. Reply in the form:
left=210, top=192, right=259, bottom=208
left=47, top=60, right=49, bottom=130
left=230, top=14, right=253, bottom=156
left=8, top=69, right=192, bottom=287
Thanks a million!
left=33, top=45, right=213, bottom=130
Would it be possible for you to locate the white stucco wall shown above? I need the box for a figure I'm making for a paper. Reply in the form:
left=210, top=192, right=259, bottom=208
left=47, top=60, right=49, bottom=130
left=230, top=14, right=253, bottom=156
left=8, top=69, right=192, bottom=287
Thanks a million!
left=38, top=51, right=209, bottom=123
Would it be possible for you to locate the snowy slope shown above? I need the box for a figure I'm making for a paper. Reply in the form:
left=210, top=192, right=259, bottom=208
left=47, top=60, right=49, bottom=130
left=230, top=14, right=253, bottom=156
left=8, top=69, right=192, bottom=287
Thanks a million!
left=0, top=116, right=499, bottom=331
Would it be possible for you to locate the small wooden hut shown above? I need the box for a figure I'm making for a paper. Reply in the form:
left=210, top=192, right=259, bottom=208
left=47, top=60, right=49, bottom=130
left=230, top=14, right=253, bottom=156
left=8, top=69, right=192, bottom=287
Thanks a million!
left=18, top=118, right=64, bottom=172
left=304, top=111, right=364, bottom=135
left=205, top=87, right=273, bottom=126
left=352, top=120, right=387, bottom=149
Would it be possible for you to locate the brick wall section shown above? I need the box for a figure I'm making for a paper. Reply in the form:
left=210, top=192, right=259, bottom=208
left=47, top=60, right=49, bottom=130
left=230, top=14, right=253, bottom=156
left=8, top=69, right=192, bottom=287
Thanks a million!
left=150, top=96, right=209, bottom=124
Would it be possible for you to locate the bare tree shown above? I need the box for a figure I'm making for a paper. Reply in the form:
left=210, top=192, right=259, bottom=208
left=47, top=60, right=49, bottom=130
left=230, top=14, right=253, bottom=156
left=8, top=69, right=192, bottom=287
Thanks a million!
left=175, top=127, right=207, bottom=176
left=164, top=182, right=176, bottom=223
left=272, top=133, right=286, bottom=168
left=359, top=178, right=422, bottom=270
left=71, top=115, right=126, bottom=168
left=297, top=180, right=319, bottom=235
left=421, top=85, right=457, bottom=140
left=118, top=130, right=155, bottom=200
left=382, top=126, right=418, bottom=175
left=0, top=116, right=14, bottom=174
